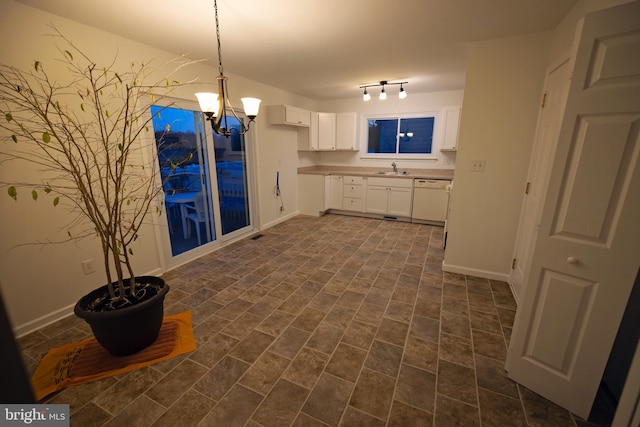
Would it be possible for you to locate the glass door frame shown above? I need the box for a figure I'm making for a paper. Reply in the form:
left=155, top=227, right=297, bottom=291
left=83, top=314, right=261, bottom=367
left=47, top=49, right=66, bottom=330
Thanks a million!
left=145, top=96, right=258, bottom=271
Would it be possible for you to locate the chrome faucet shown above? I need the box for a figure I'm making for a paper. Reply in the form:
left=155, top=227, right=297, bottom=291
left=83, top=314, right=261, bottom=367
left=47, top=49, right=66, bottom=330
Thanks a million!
left=391, top=162, right=397, bottom=173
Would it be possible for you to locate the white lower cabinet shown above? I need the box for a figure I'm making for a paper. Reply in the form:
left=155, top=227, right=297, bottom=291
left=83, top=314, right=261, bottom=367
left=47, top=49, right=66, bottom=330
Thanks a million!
left=342, top=176, right=364, bottom=212
left=329, top=175, right=343, bottom=209
left=365, top=177, right=413, bottom=217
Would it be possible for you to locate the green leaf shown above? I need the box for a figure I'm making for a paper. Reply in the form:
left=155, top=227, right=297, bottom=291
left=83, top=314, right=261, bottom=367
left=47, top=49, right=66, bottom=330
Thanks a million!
left=42, top=132, right=51, bottom=143
left=165, top=124, right=170, bottom=131
left=11, top=135, right=17, bottom=143
left=8, top=186, right=17, bottom=200
left=105, top=110, right=110, bottom=118
left=128, top=248, right=133, bottom=255
left=64, top=50, right=73, bottom=60
left=5, top=112, right=12, bottom=122
left=44, top=187, right=52, bottom=194
left=127, top=199, right=131, bottom=206
left=53, top=197, right=59, bottom=206
left=115, top=72, right=122, bottom=83
left=31, top=190, right=37, bottom=201
left=34, top=61, right=40, bottom=71
left=80, top=103, right=85, bottom=111
left=118, top=143, right=123, bottom=151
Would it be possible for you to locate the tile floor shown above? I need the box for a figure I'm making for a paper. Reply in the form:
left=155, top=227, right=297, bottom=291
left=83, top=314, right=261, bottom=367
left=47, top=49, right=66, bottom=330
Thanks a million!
left=18, top=214, right=603, bottom=426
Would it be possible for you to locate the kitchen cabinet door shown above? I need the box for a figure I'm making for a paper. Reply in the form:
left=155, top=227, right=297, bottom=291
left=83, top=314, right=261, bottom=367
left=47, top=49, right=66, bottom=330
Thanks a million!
left=387, top=187, right=413, bottom=217
left=329, top=175, right=343, bottom=209
left=318, top=113, right=336, bottom=150
left=336, top=112, right=357, bottom=150
left=440, top=106, right=461, bottom=151
left=365, top=186, right=389, bottom=214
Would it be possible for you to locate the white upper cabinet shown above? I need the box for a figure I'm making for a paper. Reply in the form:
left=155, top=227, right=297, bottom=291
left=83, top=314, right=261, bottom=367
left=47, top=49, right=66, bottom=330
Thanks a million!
left=268, top=105, right=311, bottom=127
left=336, top=112, right=357, bottom=150
left=318, top=112, right=337, bottom=150
left=440, top=106, right=461, bottom=151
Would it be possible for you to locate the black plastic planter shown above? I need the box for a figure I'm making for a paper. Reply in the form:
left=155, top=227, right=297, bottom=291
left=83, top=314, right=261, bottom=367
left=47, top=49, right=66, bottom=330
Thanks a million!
left=74, top=276, right=170, bottom=356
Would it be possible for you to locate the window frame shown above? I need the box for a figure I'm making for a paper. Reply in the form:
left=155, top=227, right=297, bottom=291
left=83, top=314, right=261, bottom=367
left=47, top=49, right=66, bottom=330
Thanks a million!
left=360, top=112, right=440, bottom=160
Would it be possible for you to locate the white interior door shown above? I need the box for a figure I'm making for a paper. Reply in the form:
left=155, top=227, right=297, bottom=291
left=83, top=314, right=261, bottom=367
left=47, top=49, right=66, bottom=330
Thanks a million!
left=510, top=60, right=571, bottom=301
left=505, top=1, right=640, bottom=419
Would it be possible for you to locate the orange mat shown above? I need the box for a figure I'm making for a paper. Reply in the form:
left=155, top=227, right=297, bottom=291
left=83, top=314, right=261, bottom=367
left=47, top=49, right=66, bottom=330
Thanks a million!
left=31, top=311, right=197, bottom=401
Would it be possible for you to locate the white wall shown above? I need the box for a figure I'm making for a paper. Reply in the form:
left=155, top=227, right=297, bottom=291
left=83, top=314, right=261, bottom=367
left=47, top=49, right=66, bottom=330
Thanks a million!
left=0, top=0, right=313, bottom=334
left=443, top=31, right=552, bottom=280
left=305, top=91, right=463, bottom=171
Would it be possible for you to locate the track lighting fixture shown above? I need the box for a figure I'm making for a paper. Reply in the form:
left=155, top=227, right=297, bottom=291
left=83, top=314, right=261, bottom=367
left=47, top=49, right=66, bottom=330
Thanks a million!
left=195, top=0, right=261, bottom=137
left=359, top=80, right=408, bottom=101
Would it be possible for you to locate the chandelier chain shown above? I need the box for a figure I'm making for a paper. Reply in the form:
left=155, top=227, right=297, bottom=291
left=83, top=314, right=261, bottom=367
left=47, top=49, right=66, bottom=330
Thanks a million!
left=214, top=0, right=224, bottom=76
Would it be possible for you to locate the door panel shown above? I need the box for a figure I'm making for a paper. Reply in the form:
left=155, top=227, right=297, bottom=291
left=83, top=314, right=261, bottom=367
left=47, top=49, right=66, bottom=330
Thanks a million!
left=510, top=61, right=571, bottom=300
left=506, top=1, right=640, bottom=418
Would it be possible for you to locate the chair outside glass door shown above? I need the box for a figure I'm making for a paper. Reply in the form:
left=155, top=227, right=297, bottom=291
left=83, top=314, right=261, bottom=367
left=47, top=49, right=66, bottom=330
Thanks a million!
left=151, top=105, right=215, bottom=256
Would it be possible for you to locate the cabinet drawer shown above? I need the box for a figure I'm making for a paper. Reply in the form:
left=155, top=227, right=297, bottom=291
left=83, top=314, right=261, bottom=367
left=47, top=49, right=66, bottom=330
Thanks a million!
left=343, top=184, right=364, bottom=198
left=343, top=176, right=363, bottom=185
left=342, top=197, right=363, bottom=212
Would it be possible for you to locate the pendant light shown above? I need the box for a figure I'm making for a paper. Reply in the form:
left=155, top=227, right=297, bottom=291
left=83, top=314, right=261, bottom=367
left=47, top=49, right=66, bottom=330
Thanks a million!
left=195, top=0, right=261, bottom=137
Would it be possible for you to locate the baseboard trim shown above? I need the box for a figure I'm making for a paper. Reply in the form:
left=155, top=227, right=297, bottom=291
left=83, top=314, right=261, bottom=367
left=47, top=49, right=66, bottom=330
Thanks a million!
left=441, top=261, right=510, bottom=282
left=261, top=211, right=299, bottom=230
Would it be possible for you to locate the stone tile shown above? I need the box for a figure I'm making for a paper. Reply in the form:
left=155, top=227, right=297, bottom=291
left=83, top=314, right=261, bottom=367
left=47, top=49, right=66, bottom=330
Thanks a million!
left=353, top=302, right=385, bottom=326
left=302, top=373, right=354, bottom=426
left=470, top=309, right=503, bottom=334
left=391, top=287, right=418, bottom=304
left=341, top=406, right=386, bottom=426
left=306, top=322, right=344, bottom=355
left=341, top=320, right=377, bottom=350
left=417, top=284, right=442, bottom=301
left=324, top=305, right=357, bottom=329
left=409, top=314, right=440, bottom=343
left=519, top=385, right=576, bottom=427
left=437, top=359, right=478, bottom=405
left=188, top=332, right=239, bottom=368
left=214, top=298, right=253, bottom=320
left=337, top=290, right=366, bottom=309
left=478, top=387, right=527, bottom=427
left=70, top=403, right=112, bottom=426
left=364, top=340, right=403, bottom=378
left=191, top=315, right=231, bottom=344
left=467, top=279, right=493, bottom=297
left=252, top=379, right=310, bottom=427
left=493, top=291, right=517, bottom=310
left=193, top=355, right=250, bottom=401
left=93, top=367, right=164, bottom=415
left=222, top=312, right=265, bottom=340
left=467, top=293, right=498, bottom=314
left=375, top=317, right=409, bottom=347
left=442, top=295, right=470, bottom=317
left=282, top=347, right=329, bottom=389
left=325, top=343, right=367, bottom=382
left=443, top=282, right=467, bottom=299
left=413, top=297, right=441, bottom=320
left=199, top=384, right=263, bottom=427
left=190, top=300, right=224, bottom=324
left=239, top=351, right=291, bottom=395
left=434, top=394, right=480, bottom=427
left=489, top=279, right=512, bottom=294
left=247, top=295, right=282, bottom=317
left=349, top=368, right=396, bottom=420
left=291, top=307, right=326, bottom=332
left=475, top=354, right=519, bottom=399
left=402, top=335, right=438, bottom=373
left=145, top=359, right=208, bottom=407
left=473, top=329, right=507, bottom=361
left=364, top=287, right=392, bottom=307
left=103, top=395, right=165, bottom=427
left=388, top=400, right=433, bottom=427
left=394, top=364, right=436, bottom=413
left=256, top=310, right=295, bottom=337
left=293, top=412, right=332, bottom=427
left=151, top=389, right=214, bottom=427
left=441, top=310, right=471, bottom=338
left=279, top=294, right=312, bottom=315
left=439, top=333, right=474, bottom=368
left=229, top=330, right=275, bottom=363
left=497, top=307, right=516, bottom=328
left=269, top=326, right=311, bottom=359
left=308, top=291, right=339, bottom=313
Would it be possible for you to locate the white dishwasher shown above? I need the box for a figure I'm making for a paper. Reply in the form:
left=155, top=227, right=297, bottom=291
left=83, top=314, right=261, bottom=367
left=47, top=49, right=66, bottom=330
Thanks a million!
left=411, top=179, right=450, bottom=225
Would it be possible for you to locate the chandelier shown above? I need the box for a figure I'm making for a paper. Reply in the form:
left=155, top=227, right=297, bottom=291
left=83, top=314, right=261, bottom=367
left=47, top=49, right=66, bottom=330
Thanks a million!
left=195, top=0, right=261, bottom=137
left=360, top=80, right=407, bottom=101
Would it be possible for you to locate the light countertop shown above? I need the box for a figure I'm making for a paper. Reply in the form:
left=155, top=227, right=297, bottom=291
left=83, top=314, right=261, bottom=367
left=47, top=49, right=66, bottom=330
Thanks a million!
left=298, top=166, right=454, bottom=181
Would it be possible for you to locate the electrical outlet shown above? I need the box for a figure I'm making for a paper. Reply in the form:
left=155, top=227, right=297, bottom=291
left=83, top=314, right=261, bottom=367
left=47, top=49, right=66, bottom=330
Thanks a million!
left=82, top=259, right=95, bottom=275
left=471, top=160, right=486, bottom=172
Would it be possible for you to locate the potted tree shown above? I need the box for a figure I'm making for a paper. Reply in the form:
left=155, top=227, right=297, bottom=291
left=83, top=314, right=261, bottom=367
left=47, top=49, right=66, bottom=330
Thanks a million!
left=0, top=28, right=193, bottom=356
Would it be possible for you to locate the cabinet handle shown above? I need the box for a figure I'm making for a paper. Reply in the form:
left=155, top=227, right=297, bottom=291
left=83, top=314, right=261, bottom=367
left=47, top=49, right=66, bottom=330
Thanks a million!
left=566, top=256, right=579, bottom=265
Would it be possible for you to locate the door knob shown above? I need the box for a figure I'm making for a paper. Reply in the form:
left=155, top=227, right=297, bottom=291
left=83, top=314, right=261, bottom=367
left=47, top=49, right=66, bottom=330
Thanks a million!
left=566, top=256, right=579, bottom=265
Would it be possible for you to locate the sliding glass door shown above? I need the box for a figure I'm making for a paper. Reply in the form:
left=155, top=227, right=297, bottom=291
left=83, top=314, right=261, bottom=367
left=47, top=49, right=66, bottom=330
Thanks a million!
left=150, top=102, right=254, bottom=260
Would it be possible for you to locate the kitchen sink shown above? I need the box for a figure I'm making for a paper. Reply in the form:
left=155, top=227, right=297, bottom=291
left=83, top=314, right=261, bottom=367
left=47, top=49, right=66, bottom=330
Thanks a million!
left=375, top=171, right=410, bottom=176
